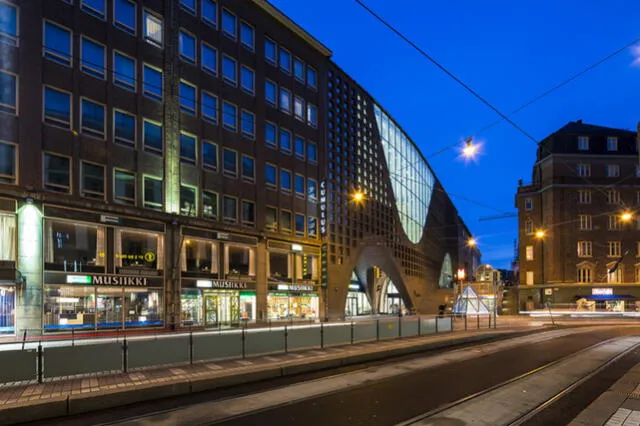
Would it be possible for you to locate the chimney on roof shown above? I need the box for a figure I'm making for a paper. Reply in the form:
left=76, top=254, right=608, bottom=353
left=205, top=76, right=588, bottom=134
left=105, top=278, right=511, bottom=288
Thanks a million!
left=577, top=119, right=582, bottom=124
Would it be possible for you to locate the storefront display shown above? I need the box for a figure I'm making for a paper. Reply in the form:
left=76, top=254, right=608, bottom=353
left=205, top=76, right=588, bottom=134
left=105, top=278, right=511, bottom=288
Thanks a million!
left=183, top=239, right=218, bottom=274
left=44, top=220, right=105, bottom=273
left=379, top=280, right=405, bottom=314
left=180, top=279, right=256, bottom=327
left=267, top=284, right=319, bottom=320
left=115, top=229, right=163, bottom=272
left=225, top=244, right=255, bottom=277
left=0, top=285, right=15, bottom=334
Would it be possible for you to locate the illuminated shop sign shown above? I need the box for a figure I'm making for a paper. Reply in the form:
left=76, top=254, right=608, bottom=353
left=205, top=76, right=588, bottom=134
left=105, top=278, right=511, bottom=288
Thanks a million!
left=100, top=215, right=120, bottom=224
left=456, top=268, right=466, bottom=281
left=592, top=288, right=613, bottom=295
left=291, top=244, right=303, bottom=252
left=116, top=251, right=156, bottom=262
left=319, top=180, right=327, bottom=236
left=66, top=274, right=149, bottom=286
left=276, top=284, right=315, bottom=292
left=196, top=280, right=252, bottom=290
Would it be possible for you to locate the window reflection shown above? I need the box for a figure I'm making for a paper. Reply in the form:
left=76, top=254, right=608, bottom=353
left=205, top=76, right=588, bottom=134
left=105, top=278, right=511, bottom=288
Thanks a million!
left=45, top=220, right=105, bottom=272
left=183, top=239, right=218, bottom=274
left=116, top=230, right=162, bottom=271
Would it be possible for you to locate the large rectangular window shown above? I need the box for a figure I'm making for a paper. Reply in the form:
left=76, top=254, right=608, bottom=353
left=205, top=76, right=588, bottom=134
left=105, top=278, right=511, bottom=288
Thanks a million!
left=201, top=91, right=218, bottom=123
left=202, top=0, right=217, bottom=28
left=43, top=153, right=70, bottom=193
left=265, top=121, right=277, bottom=149
left=203, top=191, right=218, bottom=219
left=294, top=135, right=305, bottom=160
left=265, top=80, right=277, bottom=107
left=180, top=185, right=197, bottom=217
left=295, top=213, right=305, bottom=237
left=280, top=169, right=291, bottom=193
left=180, top=80, right=197, bottom=115
left=295, top=174, right=305, bottom=198
left=280, top=88, right=291, bottom=114
left=114, top=169, right=136, bottom=205
left=81, top=36, right=106, bottom=79
left=114, top=109, right=136, bottom=147
left=144, top=10, right=163, bottom=47
left=240, top=21, right=254, bottom=51
left=307, top=103, right=318, bottom=127
left=144, top=176, right=163, bottom=210
left=180, top=132, right=197, bottom=164
left=279, top=48, right=291, bottom=74
left=265, top=37, right=277, bottom=65
left=116, top=229, right=162, bottom=270
left=241, top=110, right=255, bottom=139
left=201, top=42, right=217, bottom=75
left=179, top=29, right=196, bottom=64
left=242, top=200, right=255, bottom=227
left=279, top=128, right=291, bottom=154
left=241, top=155, right=255, bottom=183
left=265, top=164, right=276, bottom=189
left=222, top=101, right=237, bottom=131
left=222, top=8, right=236, bottom=40
left=44, top=86, right=71, bottom=128
left=81, top=98, right=105, bottom=139
left=0, top=71, right=17, bottom=115
left=266, top=206, right=277, bottom=231
left=81, top=161, right=105, bottom=200
left=223, top=196, right=238, bottom=224
left=222, top=55, right=237, bottom=86
left=143, top=119, right=163, bottom=154
left=183, top=239, right=218, bottom=273
left=241, top=65, right=255, bottom=95
left=113, top=51, right=136, bottom=91
left=143, top=64, right=163, bottom=102
left=81, top=0, right=105, bottom=19
left=0, top=142, right=16, bottom=184
left=44, top=21, right=72, bottom=66
left=202, top=140, right=218, bottom=171
left=114, top=0, right=136, bottom=35
left=223, top=148, right=237, bottom=178
left=44, top=220, right=106, bottom=272
left=0, top=1, right=18, bottom=46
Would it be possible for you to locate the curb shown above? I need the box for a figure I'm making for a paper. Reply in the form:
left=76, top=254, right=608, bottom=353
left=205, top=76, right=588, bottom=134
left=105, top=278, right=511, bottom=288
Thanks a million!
left=1, top=329, right=541, bottom=425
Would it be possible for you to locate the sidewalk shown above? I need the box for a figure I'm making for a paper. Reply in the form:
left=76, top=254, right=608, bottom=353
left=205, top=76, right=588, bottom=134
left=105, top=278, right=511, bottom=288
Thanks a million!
left=0, top=326, right=540, bottom=425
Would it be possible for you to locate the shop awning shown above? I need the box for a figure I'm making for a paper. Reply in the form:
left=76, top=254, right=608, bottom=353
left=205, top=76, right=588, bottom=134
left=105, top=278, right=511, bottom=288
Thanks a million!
left=577, top=294, right=636, bottom=301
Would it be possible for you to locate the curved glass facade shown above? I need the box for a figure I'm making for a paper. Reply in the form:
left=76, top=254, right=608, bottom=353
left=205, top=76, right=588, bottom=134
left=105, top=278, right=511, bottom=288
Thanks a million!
left=374, top=105, right=434, bottom=243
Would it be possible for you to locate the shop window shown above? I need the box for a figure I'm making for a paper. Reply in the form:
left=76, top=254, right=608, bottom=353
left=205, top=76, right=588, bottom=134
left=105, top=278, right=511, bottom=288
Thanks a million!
left=201, top=42, right=218, bottom=75
left=0, top=141, right=16, bottom=184
left=43, top=21, right=72, bottom=66
left=202, top=0, right=217, bottom=27
left=116, top=229, right=163, bottom=271
left=80, top=36, right=106, bottom=79
left=143, top=176, right=163, bottom=210
left=114, top=51, right=136, bottom=91
left=241, top=155, right=255, bottom=183
left=43, top=153, right=70, bottom=193
left=225, top=244, right=255, bottom=276
left=280, top=210, right=292, bottom=233
left=202, top=91, right=218, bottom=123
left=266, top=206, right=277, bottom=231
left=242, top=200, right=255, bottom=227
left=269, top=251, right=290, bottom=279
left=183, top=239, right=218, bottom=274
left=43, top=285, right=95, bottom=330
left=267, top=293, right=318, bottom=320
left=0, top=1, right=18, bottom=46
left=295, top=213, right=305, bottom=237
left=114, top=169, right=135, bottom=205
left=0, top=213, right=16, bottom=261
left=114, top=0, right=136, bottom=35
left=80, top=162, right=105, bottom=200
left=180, top=81, right=197, bottom=115
left=45, top=220, right=106, bottom=272
left=124, top=289, right=163, bottom=327
left=203, top=190, right=218, bottom=219
left=223, top=195, right=237, bottom=223
left=81, top=98, right=105, bottom=139
left=180, top=132, right=197, bottom=164
left=181, top=185, right=197, bottom=217
left=144, top=10, right=163, bottom=47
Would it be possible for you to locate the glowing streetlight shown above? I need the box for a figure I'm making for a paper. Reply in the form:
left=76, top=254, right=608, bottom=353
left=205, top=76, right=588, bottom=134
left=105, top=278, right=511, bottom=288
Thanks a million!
left=353, top=191, right=365, bottom=203
left=462, top=137, right=478, bottom=159
left=535, top=230, right=546, bottom=240
left=466, top=237, right=476, bottom=247
left=621, top=211, right=633, bottom=223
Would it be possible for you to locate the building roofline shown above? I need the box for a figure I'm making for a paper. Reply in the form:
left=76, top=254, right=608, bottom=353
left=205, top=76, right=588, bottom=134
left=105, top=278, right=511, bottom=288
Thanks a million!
left=251, top=0, right=333, bottom=57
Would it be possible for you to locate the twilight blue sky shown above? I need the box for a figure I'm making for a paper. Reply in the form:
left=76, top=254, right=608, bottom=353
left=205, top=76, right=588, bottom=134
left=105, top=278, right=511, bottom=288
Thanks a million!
left=271, top=0, right=640, bottom=268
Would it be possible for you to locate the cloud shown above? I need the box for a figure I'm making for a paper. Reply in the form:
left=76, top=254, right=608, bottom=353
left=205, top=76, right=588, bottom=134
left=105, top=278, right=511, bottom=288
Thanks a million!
left=631, top=45, right=640, bottom=67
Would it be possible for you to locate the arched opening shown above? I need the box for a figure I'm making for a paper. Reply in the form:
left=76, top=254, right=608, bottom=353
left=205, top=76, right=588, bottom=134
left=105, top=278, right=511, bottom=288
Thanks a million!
left=378, top=275, right=406, bottom=315
left=345, top=271, right=372, bottom=317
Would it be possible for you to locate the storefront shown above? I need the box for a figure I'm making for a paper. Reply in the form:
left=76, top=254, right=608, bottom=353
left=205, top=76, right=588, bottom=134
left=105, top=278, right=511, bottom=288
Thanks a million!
left=575, top=288, right=636, bottom=312
left=181, top=279, right=256, bottom=327
left=345, top=275, right=372, bottom=317
left=379, top=280, right=406, bottom=315
left=0, top=283, right=15, bottom=334
left=43, top=272, right=164, bottom=330
left=0, top=202, right=17, bottom=334
left=268, top=284, right=319, bottom=320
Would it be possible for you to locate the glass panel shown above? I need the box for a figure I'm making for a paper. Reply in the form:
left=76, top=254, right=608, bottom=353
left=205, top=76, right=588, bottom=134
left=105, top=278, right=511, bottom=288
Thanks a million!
left=44, top=220, right=106, bottom=272
left=180, top=185, right=196, bottom=216
left=114, top=170, right=135, bottom=204
left=0, top=285, right=15, bottom=334
left=44, top=22, right=71, bottom=66
left=227, top=245, right=251, bottom=275
left=44, top=285, right=96, bottom=330
left=203, top=191, right=218, bottom=219
left=114, top=110, right=135, bottom=146
left=124, top=289, right=163, bottom=327
left=117, top=230, right=160, bottom=270
left=0, top=142, right=16, bottom=183
left=44, top=153, right=70, bottom=192
left=82, top=162, right=104, bottom=198
left=0, top=71, right=16, bottom=114
left=0, top=214, right=16, bottom=261
left=144, top=176, right=163, bottom=210
left=114, top=52, right=136, bottom=91
left=184, top=240, right=216, bottom=273
left=181, top=290, right=203, bottom=326
left=96, top=287, right=123, bottom=329
left=114, top=0, right=136, bottom=34
left=81, top=37, right=105, bottom=78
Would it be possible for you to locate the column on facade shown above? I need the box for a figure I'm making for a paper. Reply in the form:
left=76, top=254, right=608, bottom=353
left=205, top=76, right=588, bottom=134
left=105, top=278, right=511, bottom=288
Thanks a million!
left=16, top=201, right=43, bottom=334
left=256, top=240, right=268, bottom=322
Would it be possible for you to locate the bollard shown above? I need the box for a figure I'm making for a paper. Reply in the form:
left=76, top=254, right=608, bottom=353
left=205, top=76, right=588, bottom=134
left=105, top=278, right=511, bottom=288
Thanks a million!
left=320, top=322, right=324, bottom=349
left=464, top=314, right=468, bottom=331
left=284, top=324, right=288, bottom=353
left=376, top=319, right=380, bottom=341
left=418, top=315, right=422, bottom=336
left=477, top=314, right=480, bottom=330
left=37, top=342, right=43, bottom=383
left=435, top=315, right=439, bottom=333
left=189, top=331, right=194, bottom=365
left=350, top=321, right=355, bottom=344
left=123, top=336, right=128, bottom=373
left=241, top=327, right=246, bottom=359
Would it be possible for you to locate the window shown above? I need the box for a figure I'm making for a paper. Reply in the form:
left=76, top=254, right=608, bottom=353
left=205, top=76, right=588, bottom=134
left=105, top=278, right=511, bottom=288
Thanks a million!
left=114, top=169, right=135, bottom=205
left=279, top=128, right=291, bottom=154
left=223, top=196, right=238, bottom=223
left=609, top=215, right=622, bottom=231
left=241, top=110, right=255, bottom=139
left=280, top=169, right=291, bottom=193
left=294, top=96, right=304, bottom=120
left=525, top=245, right=533, bottom=261
left=295, top=135, right=305, bottom=160
left=307, top=66, right=317, bottom=89
left=241, top=155, right=255, bottom=183
left=43, top=153, right=70, bottom=193
left=578, top=215, right=592, bottom=230
left=265, top=37, right=277, bottom=65
left=607, top=189, right=621, bottom=205
left=43, top=86, right=71, bottom=128
left=222, top=101, right=237, bottom=131
left=180, top=80, right=197, bottom=115
left=116, top=230, right=162, bottom=270
left=80, top=37, right=106, bottom=79
left=524, top=219, right=533, bottom=235
left=607, top=136, right=618, bottom=151
left=179, top=30, right=196, bottom=64
left=113, top=109, right=136, bottom=147
left=222, top=8, right=236, bottom=40
left=265, top=121, right=277, bottom=149
left=577, top=265, right=592, bottom=283
left=179, top=0, right=196, bottom=14
left=266, top=206, right=277, bottom=231
left=279, top=48, right=291, bottom=74
left=81, top=98, right=105, bottom=139
left=201, top=91, right=218, bottom=123
left=222, top=55, right=237, bottom=86
left=202, top=140, right=218, bottom=171
left=295, top=214, right=305, bottom=237
left=524, top=198, right=532, bottom=210
left=606, top=164, right=620, bottom=178
left=143, top=64, right=163, bottom=102
left=608, top=241, right=621, bottom=257
left=294, top=57, right=305, bottom=82
left=180, top=132, right=196, bottom=164
left=144, top=176, right=163, bottom=210
left=265, top=164, right=277, bottom=189
left=307, top=103, right=318, bottom=127
left=81, top=0, right=105, bottom=19
left=308, top=217, right=317, bottom=237
left=0, top=142, right=16, bottom=184
left=201, top=42, right=217, bottom=75
left=307, top=142, right=317, bottom=163
left=80, top=162, right=104, bottom=199
left=576, top=164, right=590, bottom=177
left=578, top=189, right=591, bottom=204
left=202, top=0, right=217, bottom=27
left=223, top=148, right=237, bottom=178
left=241, top=66, right=255, bottom=95
left=43, top=21, right=72, bottom=66
left=607, top=263, right=623, bottom=284
left=265, top=80, right=277, bottom=106
left=144, top=10, right=163, bottom=47
left=240, top=21, right=254, bottom=50
left=242, top=200, right=255, bottom=226
left=577, top=136, right=589, bottom=151
left=280, top=210, right=292, bottom=233
left=0, top=71, right=17, bottom=114
left=0, top=1, right=18, bottom=46
left=114, top=0, right=136, bottom=35
left=203, top=191, right=218, bottom=219
left=308, top=178, right=317, bottom=201
left=280, top=88, right=291, bottom=113
left=143, top=119, right=163, bottom=154
left=180, top=185, right=197, bottom=217
left=525, top=271, right=534, bottom=285
left=295, top=174, right=305, bottom=198
left=113, top=51, right=136, bottom=91
left=44, top=221, right=105, bottom=272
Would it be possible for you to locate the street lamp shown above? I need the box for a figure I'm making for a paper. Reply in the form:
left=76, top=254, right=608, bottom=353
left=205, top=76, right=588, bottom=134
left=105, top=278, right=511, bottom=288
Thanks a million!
left=352, top=190, right=365, bottom=203
left=461, top=137, right=478, bottom=159
left=466, top=237, right=477, bottom=248
left=620, top=211, right=633, bottom=223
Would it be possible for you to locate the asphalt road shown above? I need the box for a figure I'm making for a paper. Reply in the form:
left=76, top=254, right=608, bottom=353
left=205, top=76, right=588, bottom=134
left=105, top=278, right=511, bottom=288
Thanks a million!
left=27, top=326, right=640, bottom=426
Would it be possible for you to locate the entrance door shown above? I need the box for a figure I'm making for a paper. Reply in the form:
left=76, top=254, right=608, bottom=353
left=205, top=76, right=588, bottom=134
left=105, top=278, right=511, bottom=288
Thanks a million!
left=346, top=296, right=358, bottom=317
left=204, top=295, right=219, bottom=326
left=204, top=293, right=240, bottom=327
left=97, top=287, right=123, bottom=329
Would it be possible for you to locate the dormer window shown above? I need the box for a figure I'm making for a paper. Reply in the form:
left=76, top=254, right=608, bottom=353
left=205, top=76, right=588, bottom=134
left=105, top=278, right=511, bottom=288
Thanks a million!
left=577, top=136, right=589, bottom=151
left=607, top=136, right=618, bottom=152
